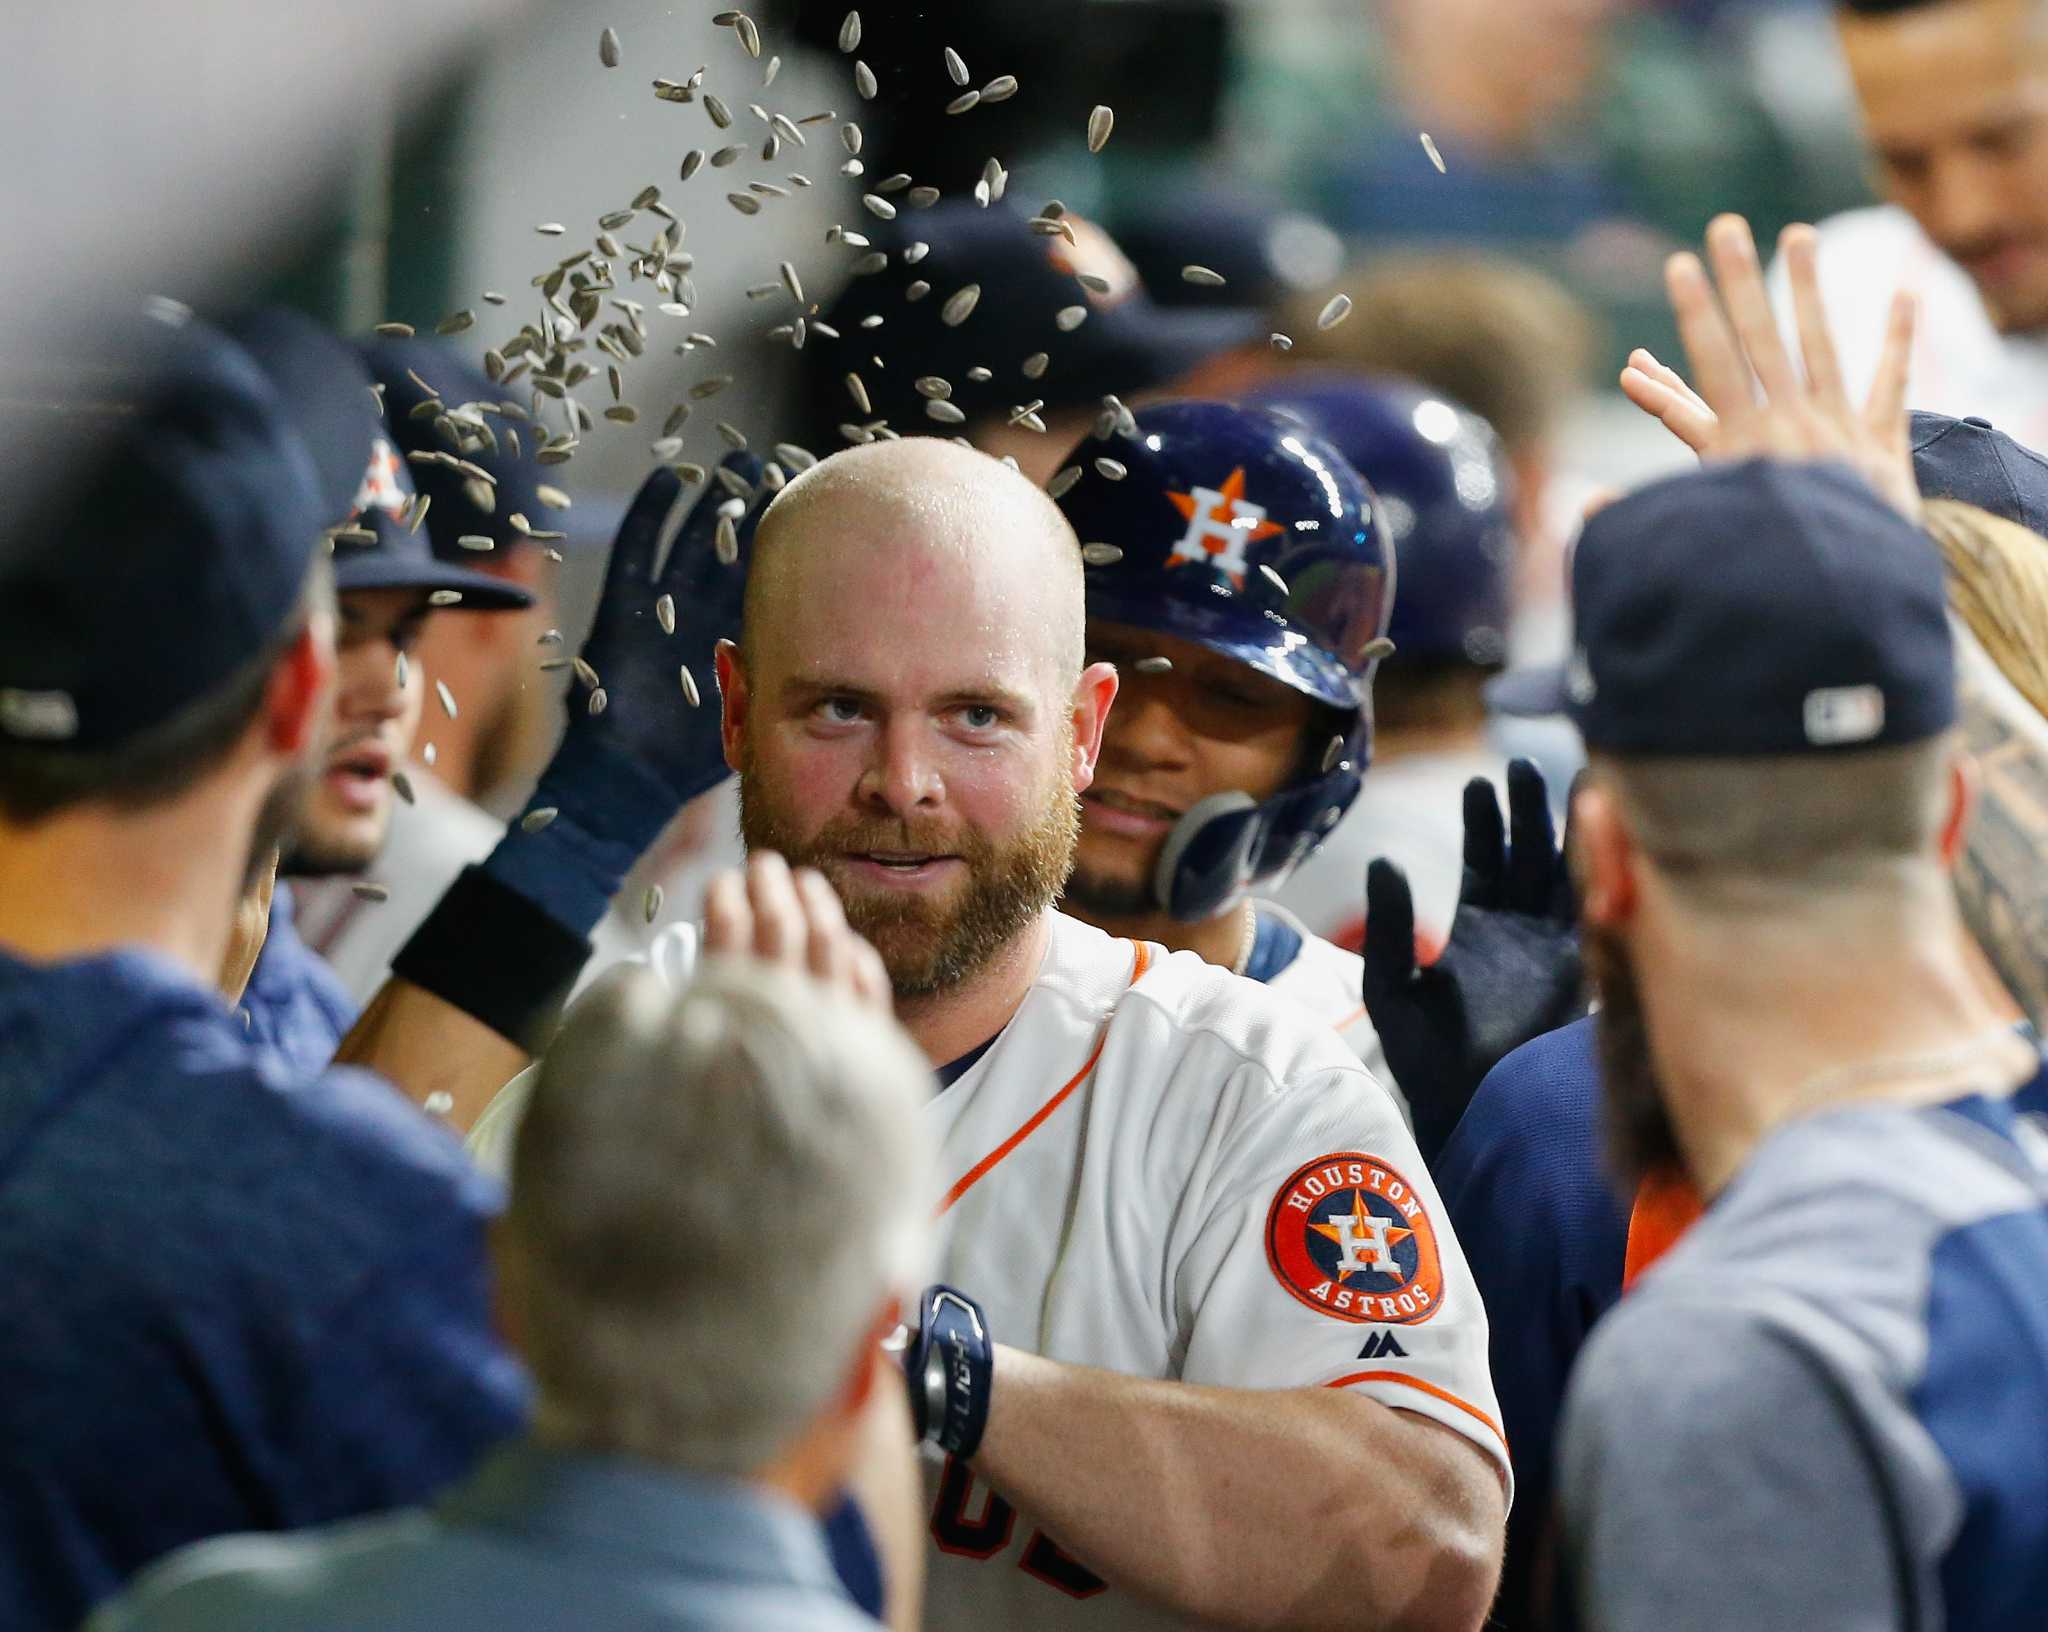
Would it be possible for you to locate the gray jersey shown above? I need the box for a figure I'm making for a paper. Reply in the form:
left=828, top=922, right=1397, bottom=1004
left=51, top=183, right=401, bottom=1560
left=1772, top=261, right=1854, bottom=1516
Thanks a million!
left=1560, top=1071, right=2048, bottom=1632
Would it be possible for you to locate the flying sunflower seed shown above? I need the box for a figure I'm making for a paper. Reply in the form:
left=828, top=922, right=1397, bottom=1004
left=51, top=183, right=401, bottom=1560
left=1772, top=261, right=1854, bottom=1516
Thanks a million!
left=604, top=404, right=639, bottom=424
left=926, top=399, right=967, bottom=424
left=973, top=177, right=991, bottom=208
left=907, top=185, right=941, bottom=208
left=862, top=193, right=897, bottom=220
left=573, top=656, right=601, bottom=689
left=943, top=44, right=970, bottom=85
left=675, top=462, right=708, bottom=484
left=644, top=883, right=666, bottom=923
left=775, top=441, right=819, bottom=470
left=1047, top=466, right=1085, bottom=500
left=946, top=90, right=979, bottom=115
left=1080, top=542, right=1123, bottom=567
left=842, top=158, right=865, bottom=177
left=727, top=191, right=762, bottom=215
left=860, top=313, right=885, bottom=328
left=1028, top=215, right=1076, bottom=245
left=435, top=308, right=477, bottom=335
left=1055, top=305, right=1089, bottom=332
left=587, top=688, right=609, bottom=717
left=1075, top=273, right=1112, bottom=295
left=408, top=494, right=432, bottom=535
left=521, top=806, right=560, bottom=834
left=715, top=464, right=753, bottom=499
left=851, top=251, right=889, bottom=276
left=1270, top=332, right=1294, bottom=352
left=352, top=882, right=390, bottom=903
left=780, top=260, right=805, bottom=302
left=435, top=680, right=458, bottom=719
left=854, top=59, right=877, bottom=99
left=456, top=533, right=494, bottom=552
left=1361, top=636, right=1397, bottom=661
left=711, top=144, right=745, bottom=167
left=983, top=76, right=1019, bottom=105
left=655, top=594, right=676, bottom=635
left=839, top=9, right=861, bottom=50
left=681, top=149, right=705, bottom=179
left=713, top=9, right=740, bottom=22
left=905, top=280, right=931, bottom=301
left=1317, top=293, right=1354, bottom=331
left=750, top=181, right=790, bottom=198
left=392, top=769, right=416, bottom=806
left=395, top=651, right=411, bottom=691
left=964, top=366, right=991, bottom=383
left=599, top=26, right=621, bottom=66
left=715, top=515, right=740, bottom=563
left=1180, top=265, right=1226, bottom=288
left=761, top=132, right=781, bottom=161
left=607, top=364, right=624, bottom=401
left=735, top=12, right=760, bottom=57
left=1420, top=131, right=1446, bottom=173
left=482, top=290, right=507, bottom=306
left=704, top=93, right=733, bottom=128
left=841, top=121, right=863, bottom=154
left=914, top=376, right=952, bottom=399
left=678, top=661, right=704, bottom=708
left=538, top=629, right=563, bottom=645
left=902, top=241, right=930, bottom=265
left=716, top=422, right=749, bottom=451
left=877, top=172, right=912, bottom=193
left=1087, top=104, right=1114, bottom=153
left=536, top=221, right=566, bottom=235
left=653, top=80, right=692, bottom=102
left=1022, top=351, right=1050, bottom=380
left=1095, top=458, right=1128, bottom=481
left=373, top=321, right=415, bottom=338
left=845, top=372, right=872, bottom=413
left=1259, top=563, right=1290, bottom=598
left=1009, top=399, right=1047, bottom=427
left=1320, top=735, right=1347, bottom=775
left=599, top=207, right=636, bottom=230
left=838, top=229, right=871, bottom=247
left=941, top=284, right=981, bottom=326
left=1134, top=656, right=1172, bottom=675
left=747, top=281, right=781, bottom=299
left=687, top=376, right=731, bottom=402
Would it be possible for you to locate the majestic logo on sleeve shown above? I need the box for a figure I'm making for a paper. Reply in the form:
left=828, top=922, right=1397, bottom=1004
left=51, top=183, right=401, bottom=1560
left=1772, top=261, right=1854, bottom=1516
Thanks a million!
left=1265, top=1153, right=1444, bottom=1325
left=1165, top=468, right=1285, bottom=591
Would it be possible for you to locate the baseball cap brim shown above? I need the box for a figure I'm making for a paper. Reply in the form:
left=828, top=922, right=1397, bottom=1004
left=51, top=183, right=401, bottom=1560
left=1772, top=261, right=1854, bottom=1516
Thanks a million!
left=1486, top=662, right=1571, bottom=720
left=331, top=549, right=534, bottom=611
left=1063, top=301, right=1265, bottom=403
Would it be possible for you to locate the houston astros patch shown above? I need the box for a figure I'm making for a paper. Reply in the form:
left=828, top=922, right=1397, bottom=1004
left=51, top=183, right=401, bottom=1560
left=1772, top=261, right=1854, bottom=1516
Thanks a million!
left=1265, top=1152, right=1445, bottom=1325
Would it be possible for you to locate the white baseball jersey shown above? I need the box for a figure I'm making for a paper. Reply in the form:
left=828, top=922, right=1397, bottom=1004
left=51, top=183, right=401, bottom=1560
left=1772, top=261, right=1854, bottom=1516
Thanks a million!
left=1766, top=205, right=2048, bottom=453
left=469, top=909, right=1507, bottom=1632
left=1255, top=902, right=1404, bottom=1121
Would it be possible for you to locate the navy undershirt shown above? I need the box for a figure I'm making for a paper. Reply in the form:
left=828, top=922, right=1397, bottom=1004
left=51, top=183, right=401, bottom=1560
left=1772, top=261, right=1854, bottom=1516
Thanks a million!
left=1243, top=908, right=1301, bottom=984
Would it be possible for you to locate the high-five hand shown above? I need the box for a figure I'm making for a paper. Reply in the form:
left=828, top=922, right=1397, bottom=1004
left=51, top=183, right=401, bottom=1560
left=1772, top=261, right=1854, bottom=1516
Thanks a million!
left=1618, top=215, right=1921, bottom=521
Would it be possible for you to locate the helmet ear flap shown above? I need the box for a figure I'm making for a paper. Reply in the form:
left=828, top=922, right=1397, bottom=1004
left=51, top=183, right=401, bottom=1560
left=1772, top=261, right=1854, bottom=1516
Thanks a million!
left=1153, top=791, right=1262, bottom=921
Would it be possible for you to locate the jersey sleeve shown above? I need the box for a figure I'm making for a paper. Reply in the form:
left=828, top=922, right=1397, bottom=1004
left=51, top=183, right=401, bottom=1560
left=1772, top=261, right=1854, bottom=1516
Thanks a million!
left=1168, top=1051, right=1511, bottom=1496
left=1559, top=1295, right=1905, bottom=1632
left=466, top=923, right=700, bottom=1178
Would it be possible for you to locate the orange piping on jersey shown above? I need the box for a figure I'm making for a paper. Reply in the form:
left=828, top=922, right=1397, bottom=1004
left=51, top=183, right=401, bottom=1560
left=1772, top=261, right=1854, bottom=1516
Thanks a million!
left=1330, top=1002, right=1369, bottom=1034
left=936, top=941, right=1152, bottom=1218
left=1325, top=1371, right=1509, bottom=1458
left=1622, top=1166, right=1705, bottom=1291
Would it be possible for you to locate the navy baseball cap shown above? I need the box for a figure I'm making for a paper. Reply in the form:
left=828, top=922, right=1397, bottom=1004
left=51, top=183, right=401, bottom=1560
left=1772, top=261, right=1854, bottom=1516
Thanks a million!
left=0, top=306, right=330, bottom=748
left=1496, top=459, right=1953, bottom=756
left=360, top=337, right=563, bottom=606
left=808, top=202, right=1262, bottom=445
left=1910, top=411, right=2048, bottom=536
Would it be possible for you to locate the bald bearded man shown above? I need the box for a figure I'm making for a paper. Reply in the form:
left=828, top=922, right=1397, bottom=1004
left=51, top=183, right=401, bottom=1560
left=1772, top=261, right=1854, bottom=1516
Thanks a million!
left=466, top=440, right=1507, bottom=1632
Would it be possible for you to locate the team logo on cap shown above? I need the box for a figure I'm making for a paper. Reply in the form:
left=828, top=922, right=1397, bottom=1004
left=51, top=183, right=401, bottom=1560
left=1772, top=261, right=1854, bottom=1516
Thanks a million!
left=1165, top=469, right=1284, bottom=590
left=1265, top=1152, right=1444, bottom=1325
left=348, top=438, right=410, bottom=524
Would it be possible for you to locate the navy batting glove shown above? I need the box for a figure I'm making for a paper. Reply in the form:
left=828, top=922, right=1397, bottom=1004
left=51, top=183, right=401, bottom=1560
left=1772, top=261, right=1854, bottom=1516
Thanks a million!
left=1360, top=758, right=1588, bottom=1163
left=902, top=1285, right=994, bottom=1460
left=485, top=455, right=767, bottom=937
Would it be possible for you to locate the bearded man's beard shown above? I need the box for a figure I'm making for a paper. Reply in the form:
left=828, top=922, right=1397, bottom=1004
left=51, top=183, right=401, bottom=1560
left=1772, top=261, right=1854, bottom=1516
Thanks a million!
left=1584, top=920, right=1687, bottom=1191
left=738, top=755, right=1081, bottom=1001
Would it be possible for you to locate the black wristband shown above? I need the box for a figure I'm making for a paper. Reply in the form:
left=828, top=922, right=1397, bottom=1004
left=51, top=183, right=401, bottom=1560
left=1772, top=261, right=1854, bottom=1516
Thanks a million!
left=903, top=1285, right=993, bottom=1460
left=390, top=865, right=594, bottom=1055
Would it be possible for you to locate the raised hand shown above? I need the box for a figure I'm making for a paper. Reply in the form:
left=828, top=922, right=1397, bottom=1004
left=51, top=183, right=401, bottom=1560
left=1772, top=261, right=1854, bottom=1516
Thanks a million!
left=1360, top=759, right=1588, bottom=1163
left=1619, top=215, right=1921, bottom=521
left=703, top=851, right=892, bottom=1013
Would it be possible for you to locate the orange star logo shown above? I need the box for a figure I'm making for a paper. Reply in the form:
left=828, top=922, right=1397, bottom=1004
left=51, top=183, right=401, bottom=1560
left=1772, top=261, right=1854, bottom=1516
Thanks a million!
left=1310, top=1190, right=1413, bottom=1285
left=1164, top=468, right=1285, bottom=590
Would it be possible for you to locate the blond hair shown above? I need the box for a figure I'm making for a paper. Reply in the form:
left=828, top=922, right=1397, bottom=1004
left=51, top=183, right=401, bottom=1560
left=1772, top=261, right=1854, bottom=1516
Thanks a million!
left=1922, top=498, right=2048, bottom=720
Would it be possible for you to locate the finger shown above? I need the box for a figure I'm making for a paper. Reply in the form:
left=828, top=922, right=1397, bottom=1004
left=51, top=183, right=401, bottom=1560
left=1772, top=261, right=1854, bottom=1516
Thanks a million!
left=1703, top=214, right=1800, bottom=405
left=745, top=850, right=807, bottom=967
left=1554, top=770, right=1589, bottom=922
left=1780, top=224, right=1850, bottom=414
left=702, top=868, right=752, bottom=956
left=792, top=866, right=856, bottom=989
left=1864, top=288, right=1918, bottom=439
left=1361, top=859, right=1420, bottom=998
left=1618, top=367, right=1719, bottom=454
left=848, top=938, right=893, bottom=1011
left=1504, top=758, right=1561, bottom=914
left=1628, top=348, right=1713, bottom=415
left=1665, top=249, right=1755, bottom=424
left=658, top=452, right=766, bottom=587
left=1460, top=776, right=1507, bottom=912
left=608, top=465, right=684, bottom=589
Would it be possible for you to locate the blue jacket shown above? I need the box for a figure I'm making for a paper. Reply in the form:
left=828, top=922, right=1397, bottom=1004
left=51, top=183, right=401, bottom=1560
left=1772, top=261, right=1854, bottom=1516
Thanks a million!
left=241, top=883, right=358, bottom=1076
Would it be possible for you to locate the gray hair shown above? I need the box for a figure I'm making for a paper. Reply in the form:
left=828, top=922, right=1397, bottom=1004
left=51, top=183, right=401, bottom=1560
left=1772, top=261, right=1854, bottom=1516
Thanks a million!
left=506, top=957, right=935, bottom=1476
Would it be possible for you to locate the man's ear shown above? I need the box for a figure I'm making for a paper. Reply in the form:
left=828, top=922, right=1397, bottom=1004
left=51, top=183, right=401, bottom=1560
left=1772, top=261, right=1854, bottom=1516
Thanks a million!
left=265, top=618, right=336, bottom=757
left=1069, top=661, right=1120, bottom=794
left=716, top=639, right=750, bottom=775
left=1936, top=743, right=1978, bottom=872
left=1571, top=780, right=1639, bottom=930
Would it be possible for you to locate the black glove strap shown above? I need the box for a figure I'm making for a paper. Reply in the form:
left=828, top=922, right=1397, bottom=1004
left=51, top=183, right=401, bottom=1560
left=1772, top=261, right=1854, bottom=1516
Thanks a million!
left=390, top=865, right=593, bottom=1054
left=903, top=1285, right=994, bottom=1460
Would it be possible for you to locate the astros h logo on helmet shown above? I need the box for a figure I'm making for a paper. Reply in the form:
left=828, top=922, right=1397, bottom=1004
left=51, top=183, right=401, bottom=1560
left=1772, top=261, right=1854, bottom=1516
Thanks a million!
left=1265, top=1152, right=1445, bottom=1325
left=1164, top=468, right=1285, bottom=591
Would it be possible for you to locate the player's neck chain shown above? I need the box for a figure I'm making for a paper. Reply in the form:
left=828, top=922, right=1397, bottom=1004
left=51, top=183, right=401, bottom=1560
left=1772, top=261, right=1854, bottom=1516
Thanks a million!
left=1230, top=899, right=1258, bottom=979
left=1790, top=1024, right=2029, bottom=1109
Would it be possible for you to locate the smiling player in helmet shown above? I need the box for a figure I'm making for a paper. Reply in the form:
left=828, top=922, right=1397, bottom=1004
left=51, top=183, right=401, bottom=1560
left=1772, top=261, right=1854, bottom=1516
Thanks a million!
left=1053, top=400, right=1401, bottom=1081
